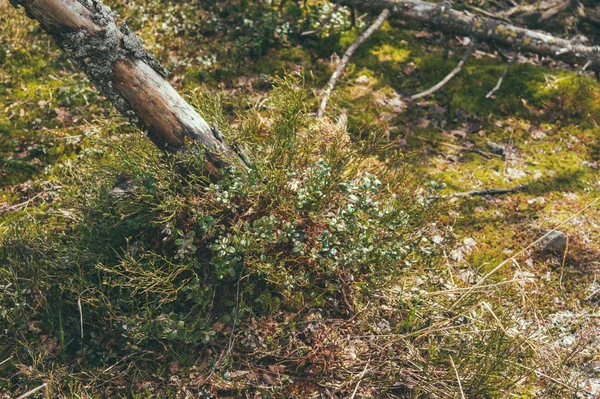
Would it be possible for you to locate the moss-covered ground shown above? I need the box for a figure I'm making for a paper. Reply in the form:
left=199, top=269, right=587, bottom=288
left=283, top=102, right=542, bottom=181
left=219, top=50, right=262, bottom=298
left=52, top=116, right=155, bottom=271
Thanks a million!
left=1, top=1, right=599, bottom=398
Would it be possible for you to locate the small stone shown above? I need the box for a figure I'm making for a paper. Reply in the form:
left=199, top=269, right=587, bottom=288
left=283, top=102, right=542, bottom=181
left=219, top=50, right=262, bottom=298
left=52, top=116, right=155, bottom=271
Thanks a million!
left=539, top=230, right=567, bottom=253
left=531, top=129, right=547, bottom=140
left=355, top=75, right=369, bottom=84
left=487, top=141, right=505, bottom=156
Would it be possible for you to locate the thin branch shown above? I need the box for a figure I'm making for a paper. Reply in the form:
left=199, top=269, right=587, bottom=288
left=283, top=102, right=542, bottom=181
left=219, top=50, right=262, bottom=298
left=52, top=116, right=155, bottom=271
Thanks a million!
left=0, top=191, right=45, bottom=214
left=539, top=0, right=573, bottom=22
left=464, top=5, right=511, bottom=23
left=411, top=40, right=476, bottom=100
left=414, top=135, right=502, bottom=159
left=317, top=8, right=390, bottom=117
left=16, top=383, right=47, bottom=399
left=349, top=361, right=370, bottom=399
left=342, top=0, right=600, bottom=71
left=559, top=235, right=570, bottom=290
left=428, top=184, right=528, bottom=200
left=227, top=265, right=245, bottom=357
left=580, top=59, right=592, bottom=75
left=486, top=52, right=519, bottom=98
left=0, top=357, right=12, bottom=366
left=302, top=4, right=340, bottom=36
left=450, top=356, right=466, bottom=399
left=449, top=184, right=528, bottom=198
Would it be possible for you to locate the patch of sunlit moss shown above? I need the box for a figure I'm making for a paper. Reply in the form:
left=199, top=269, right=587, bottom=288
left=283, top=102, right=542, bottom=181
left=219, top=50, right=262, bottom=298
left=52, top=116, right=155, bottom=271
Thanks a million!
left=371, top=44, right=411, bottom=64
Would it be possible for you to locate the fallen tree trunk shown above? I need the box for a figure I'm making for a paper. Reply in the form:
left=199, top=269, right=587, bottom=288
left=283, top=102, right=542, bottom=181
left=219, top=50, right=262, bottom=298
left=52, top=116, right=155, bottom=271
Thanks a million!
left=341, top=0, right=600, bottom=71
left=10, top=0, right=248, bottom=176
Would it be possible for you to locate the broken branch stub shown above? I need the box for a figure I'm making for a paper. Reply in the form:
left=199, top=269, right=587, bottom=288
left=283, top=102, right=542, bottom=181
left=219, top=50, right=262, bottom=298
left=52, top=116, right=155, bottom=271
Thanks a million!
left=11, top=0, right=248, bottom=176
left=341, top=0, right=600, bottom=71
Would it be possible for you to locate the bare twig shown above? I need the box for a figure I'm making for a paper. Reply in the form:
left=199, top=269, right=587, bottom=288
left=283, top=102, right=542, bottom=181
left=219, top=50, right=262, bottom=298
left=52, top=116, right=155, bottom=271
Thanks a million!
left=539, top=0, right=573, bottom=22
left=580, top=59, right=592, bottom=75
left=302, top=4, right=340, bottom=36
left=78, top=296, right=84, bottom=339
left=411, top=40, right=476, bottom=100
left=414, top=136, right=502, bottom=159
left=449, top=184, right=528, bottom=198
left=449, top=356, right=466, bottom=399
left=16, top=383, right=47, bottom=399
left=317, top=8, right=390, bottom=117
left=427, top=184, right=528, bottom=200
left=349, top=361, right=370, bottom=399
left=227, top=265, right=245, bottom=357
left=559, top=235, right=570, bottom=290
left=0, top=357, right=12, bottom=366
left=486, top=52, right=519, bottom=98
left=211, top=265, right=247, bottom=373
left=342, top=0, right=600, bottom=72
left=0, top=191, right=45, bottom=214
left=463, top=5, right=511, bottom=22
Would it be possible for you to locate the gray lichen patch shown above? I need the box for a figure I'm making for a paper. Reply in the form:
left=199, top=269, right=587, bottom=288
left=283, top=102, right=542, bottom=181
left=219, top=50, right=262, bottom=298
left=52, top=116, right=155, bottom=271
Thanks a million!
left=74, top=0, right=168, bottom=76
left=16, top=0, right=171, bottom=124
left=76, top=0, right=117, bottom=27
left=58, top=23, right=136, bottom=121
left=119, top=23, right=169, bottom=77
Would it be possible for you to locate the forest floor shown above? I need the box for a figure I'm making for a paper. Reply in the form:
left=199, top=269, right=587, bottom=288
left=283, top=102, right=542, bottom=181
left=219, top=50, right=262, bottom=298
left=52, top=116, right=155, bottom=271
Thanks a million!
left=1, top=0, right=600, bottom=398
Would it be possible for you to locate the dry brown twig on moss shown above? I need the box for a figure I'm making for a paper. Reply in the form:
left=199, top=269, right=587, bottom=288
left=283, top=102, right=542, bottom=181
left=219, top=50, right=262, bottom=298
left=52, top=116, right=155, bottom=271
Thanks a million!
left=487, top=52, right=520, bottom=99
left=411, top=39, right=476, bottom=100
left=341, top=0, right=600, bottom=72
left=317, top=8, right=390, bottom=117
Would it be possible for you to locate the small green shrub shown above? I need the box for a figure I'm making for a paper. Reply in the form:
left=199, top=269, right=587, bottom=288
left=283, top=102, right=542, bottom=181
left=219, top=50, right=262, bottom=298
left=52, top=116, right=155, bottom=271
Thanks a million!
left=0, top=75, right=555, bottom=398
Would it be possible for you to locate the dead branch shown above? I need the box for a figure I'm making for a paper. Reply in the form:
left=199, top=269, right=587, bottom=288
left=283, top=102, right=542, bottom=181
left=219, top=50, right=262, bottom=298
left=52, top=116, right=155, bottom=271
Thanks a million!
left=11, top=0, right=249, bottom=177
left=341, top=0, right=600, bottom=72
left=449, top=184, right=528, bottom=198
left=463, top=5, right=511, bottom=23
left=0, top=191, right=45, bottom=214
left=538, top=0, right=573, bottom=23
left=486, top=52, right=519, bottom=98
left=317, top=8, right=390, bottom=117
left=302, top=4, right=340, bottom=36
left=16, top=383, right=47, bottom=399
left=414, top=136, right=501, bottom=159
left=411, top=39, right=476, bottom=100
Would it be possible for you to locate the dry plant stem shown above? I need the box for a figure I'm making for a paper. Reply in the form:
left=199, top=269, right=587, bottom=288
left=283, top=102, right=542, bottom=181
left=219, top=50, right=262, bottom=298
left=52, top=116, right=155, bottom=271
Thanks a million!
left=559, top=235, right=570, bottom=290
left=349, top=361, right=370, bottom=399
left=538, top=0, right=573, bottom=22
left=302, top=3, right=340, bottom=35
left=0, top=357, right=12, bottom=366
left=0, top=191, right=45, bottom=214
left=449, top=356, right=466, bottom=399
left=10, top=0, right=247, bottom=177
left=486, top=52, right=519, bottom=98
left=414, top=136, right=501, bottom=159
left=411, top=40, right=476, bottom=100
left=448, top=197, right=600, bottom=312
left=16, top=383, right=47, bottom=399
left=317, top=8, right=390, bottom=117
left=342, top=0, right=600, bottom=71
left=463, top=4, right=511, bottom=23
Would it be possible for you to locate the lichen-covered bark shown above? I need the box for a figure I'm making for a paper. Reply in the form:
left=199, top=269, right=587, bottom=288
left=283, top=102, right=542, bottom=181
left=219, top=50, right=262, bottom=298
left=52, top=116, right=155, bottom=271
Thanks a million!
left=10, top=0, right=248, bottom=176
left=342, top=0, right=600, bottom=71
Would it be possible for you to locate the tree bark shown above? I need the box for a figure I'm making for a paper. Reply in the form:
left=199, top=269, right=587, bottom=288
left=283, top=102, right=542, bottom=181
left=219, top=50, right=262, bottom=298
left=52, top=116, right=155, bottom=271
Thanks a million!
left=10, top=0, right=248, bottom=177
left=341, top=0, right=600, bottom=71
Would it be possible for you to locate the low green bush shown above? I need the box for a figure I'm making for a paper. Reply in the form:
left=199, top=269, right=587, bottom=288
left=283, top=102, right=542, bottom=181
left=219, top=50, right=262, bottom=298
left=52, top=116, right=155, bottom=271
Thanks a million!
left=0, top=75, right=548, bottom=398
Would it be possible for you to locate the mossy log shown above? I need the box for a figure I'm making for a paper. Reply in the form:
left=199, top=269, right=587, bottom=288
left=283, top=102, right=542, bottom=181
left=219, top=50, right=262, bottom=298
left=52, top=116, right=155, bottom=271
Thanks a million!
left=10, top=0, right=248, bottom=176
left=342, top=0, right=600, bottom=71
